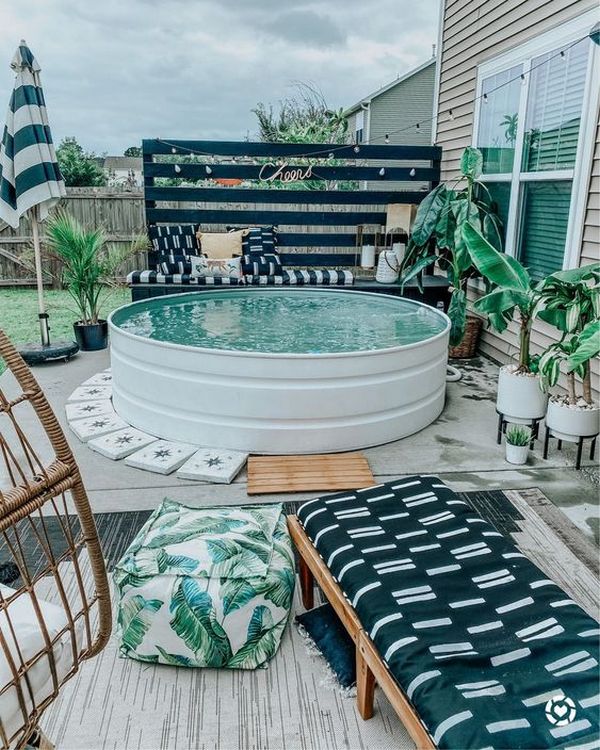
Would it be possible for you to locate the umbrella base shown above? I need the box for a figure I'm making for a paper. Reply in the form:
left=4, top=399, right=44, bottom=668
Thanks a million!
left=18, top=340, right=79, bottom=365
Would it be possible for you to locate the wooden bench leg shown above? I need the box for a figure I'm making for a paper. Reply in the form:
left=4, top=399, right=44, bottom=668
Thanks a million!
left=356, top=640, right=376, bottom=720
left=298, top=554, right=315, bottom=610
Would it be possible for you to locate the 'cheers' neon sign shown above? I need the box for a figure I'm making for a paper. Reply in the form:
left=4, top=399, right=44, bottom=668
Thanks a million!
left=258, top=162, right=313, bottom=183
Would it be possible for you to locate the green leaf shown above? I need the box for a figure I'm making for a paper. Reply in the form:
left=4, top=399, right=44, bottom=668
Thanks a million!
left=156, top=646, right=194, bottom=667
left=205, top=537, right=270, bottom=578
left=145, top=516, right=246, bottom=549
left=220, top=579, right=258, bottom=616
left=448, top=289, right=467, bottom=347
left=463, top=223, right=530, bottom=290
left=399, top=255, right=437, bottom=290
left=169, top=578, right=232, bottom=666
left=483, top=212, right=502, bottom=251
left=565, top=302, right=581, bottom=333
left=460, top=147, right=483, bottom=179
left=548, top=262, right=600, bottom=285
left=410, top=184, right=448, bottom=247
left=261, top=568, right=295, bottom=609
left=434, top=204, right=455, bottom=250
left=473, top=288, right=531, bottom=317
left=119, top=594, right=163, bottom=654
left=227, top=605, right=277, bottom=669
left=567, top=320, right=600, bottom=371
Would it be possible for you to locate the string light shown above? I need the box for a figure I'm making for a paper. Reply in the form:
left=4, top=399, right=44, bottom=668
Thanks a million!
left=409, top=168, right=416, bottom=177
left=379, top=167, right=385, bottom=176
left=153, top=34, right=588, bottom=163
left=174, top=164, right=181, bottom=173
left=205, top=165, right=212, bottom=175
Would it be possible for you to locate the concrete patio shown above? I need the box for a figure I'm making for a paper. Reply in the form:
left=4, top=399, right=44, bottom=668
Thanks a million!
left=2, top=348, right=598, bottom=547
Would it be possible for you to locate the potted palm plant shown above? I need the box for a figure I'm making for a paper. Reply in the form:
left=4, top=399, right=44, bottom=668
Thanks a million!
left=538, top=264, right=600, bottom=442
left=462, top=223, right=548, bottom=423
left=399, top=147, right=502, bottom=354
left=45, top=211, right=145, bottom=351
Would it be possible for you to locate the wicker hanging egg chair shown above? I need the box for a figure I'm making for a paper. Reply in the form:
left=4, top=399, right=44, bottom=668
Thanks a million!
left=0, top=329, right=111, bottom=750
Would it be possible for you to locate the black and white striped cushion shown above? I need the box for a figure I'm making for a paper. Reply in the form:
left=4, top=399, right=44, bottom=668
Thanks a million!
left=148, top=225, right=199, bottom=255
left=127, top=270, right=243, bottom=285
left=298, top=477, right=600, bottom=750
left=244, top=269, right=354, bottom=286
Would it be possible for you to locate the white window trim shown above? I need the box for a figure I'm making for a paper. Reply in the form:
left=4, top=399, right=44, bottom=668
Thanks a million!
left=472, top=8, right=599, bottom=270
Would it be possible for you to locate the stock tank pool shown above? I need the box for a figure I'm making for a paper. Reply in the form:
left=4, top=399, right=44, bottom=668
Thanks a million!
left=109, top=289, right=450, bottom=453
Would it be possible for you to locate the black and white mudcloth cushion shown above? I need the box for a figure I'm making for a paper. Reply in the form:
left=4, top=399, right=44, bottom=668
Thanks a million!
left=297, top=476, right=600, bottom=750
left=126, top=270, right=242, bottom=286
left=148, top=225, right=199, bottom=255
left=246, top=269, right=354, bottom=286
left=241, top=253, right=283, bottom=276
left=240, top=226, right=277, bottom=254
left=156, top=254, right=192, bottom=275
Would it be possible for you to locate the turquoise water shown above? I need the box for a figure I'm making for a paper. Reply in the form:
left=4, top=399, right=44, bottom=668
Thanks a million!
left=111, top=290, right=448, bottom=354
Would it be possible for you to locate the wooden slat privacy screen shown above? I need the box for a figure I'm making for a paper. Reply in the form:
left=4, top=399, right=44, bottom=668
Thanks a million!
left=142, top=139, right=441, bottom=266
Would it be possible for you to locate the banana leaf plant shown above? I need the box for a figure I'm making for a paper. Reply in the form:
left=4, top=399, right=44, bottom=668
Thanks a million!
left=399, top=146, right=503, bottom=346
left=537, top=263, right=600, bottom=405
left=461, top=223, right=545, bottom=372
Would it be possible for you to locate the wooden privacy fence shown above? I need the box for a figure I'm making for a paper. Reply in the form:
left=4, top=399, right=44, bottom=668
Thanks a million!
left=0, top=187, right=146, bottom=285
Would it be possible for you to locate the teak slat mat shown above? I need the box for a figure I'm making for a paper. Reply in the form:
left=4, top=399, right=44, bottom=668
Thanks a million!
left=247, top=452, right=374, bottom=495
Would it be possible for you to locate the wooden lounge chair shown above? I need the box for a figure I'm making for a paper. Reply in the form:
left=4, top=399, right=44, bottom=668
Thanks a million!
left=288, top=476, right=600, bottom=750
left=0, top=330, right=111, bottom=750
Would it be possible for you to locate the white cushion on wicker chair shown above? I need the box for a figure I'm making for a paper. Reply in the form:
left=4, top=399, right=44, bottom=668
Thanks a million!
left=0, top=584, right=80, bottom=749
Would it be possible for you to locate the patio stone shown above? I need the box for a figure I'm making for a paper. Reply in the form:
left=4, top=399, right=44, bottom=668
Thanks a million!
left=124, top=439, right=197, bottom=474
left=81, top=371, right=113, bottom=386
left=65, top=399, right=115, bottom=421
left=69, top=413, right=130, bottom=442
left=177, top=447, right=248, bottom=483
left=88, top=427, right=157, bottom=460
left=67, top=385, right=112, bottom=402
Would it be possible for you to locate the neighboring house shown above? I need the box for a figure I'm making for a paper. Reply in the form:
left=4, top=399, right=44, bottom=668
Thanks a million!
left=345, top=58, right=436, bottom=146
left=102, top=156, right=143, bottom=188
left=434, top=1, right=599, bottom=391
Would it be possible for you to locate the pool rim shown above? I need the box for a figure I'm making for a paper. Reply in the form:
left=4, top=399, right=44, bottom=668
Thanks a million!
left=108, top=287, right=451, bottom=360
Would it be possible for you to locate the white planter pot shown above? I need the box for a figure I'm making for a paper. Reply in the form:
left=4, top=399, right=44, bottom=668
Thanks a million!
left=496, top=366, right=548, bottom=423
left=505, top=443, right=529, bottom=465
left=546, top=399, right=600, bottom=443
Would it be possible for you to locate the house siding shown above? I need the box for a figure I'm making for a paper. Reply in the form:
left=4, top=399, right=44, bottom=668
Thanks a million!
left=437, top=0, right=600, bottom=395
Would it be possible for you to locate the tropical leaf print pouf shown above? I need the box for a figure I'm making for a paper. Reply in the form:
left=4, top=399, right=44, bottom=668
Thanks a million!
left=113, top=500, right=295, bottom=669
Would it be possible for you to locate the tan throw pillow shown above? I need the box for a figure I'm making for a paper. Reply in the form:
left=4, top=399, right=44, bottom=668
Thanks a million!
left=196, top=229, right=247, bottom=259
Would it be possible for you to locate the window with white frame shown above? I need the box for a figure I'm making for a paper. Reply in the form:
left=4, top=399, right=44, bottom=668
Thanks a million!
left=473, top=14, right=596, bottom=280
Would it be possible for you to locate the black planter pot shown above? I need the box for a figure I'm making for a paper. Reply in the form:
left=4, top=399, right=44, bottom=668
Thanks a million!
left=73, top=320, right=108, bottom=351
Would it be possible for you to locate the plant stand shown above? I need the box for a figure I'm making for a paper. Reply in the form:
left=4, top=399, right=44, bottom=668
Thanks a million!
left=543, top=428, right=597, bottom=470
left=496, top=410, right=541, bottom=449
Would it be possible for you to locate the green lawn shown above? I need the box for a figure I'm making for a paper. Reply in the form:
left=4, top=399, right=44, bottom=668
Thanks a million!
left=0, top=287, right=130, bottom=371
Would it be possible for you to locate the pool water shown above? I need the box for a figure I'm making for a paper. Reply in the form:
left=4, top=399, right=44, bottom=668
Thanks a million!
left=112, top=290, right=448, bottom=354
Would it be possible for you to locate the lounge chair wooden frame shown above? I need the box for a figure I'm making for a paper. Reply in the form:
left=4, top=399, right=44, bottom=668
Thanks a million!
left=0, top=330, right=111, bottom=750
left=287, top=515, right=435, bottom=750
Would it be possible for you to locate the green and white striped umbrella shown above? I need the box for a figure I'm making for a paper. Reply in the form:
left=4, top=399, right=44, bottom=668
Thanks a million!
left=0, top=40, right=65, bottom=228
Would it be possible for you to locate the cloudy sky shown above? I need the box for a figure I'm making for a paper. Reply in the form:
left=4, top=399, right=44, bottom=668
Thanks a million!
left=0, top=0, right=438, bottom=155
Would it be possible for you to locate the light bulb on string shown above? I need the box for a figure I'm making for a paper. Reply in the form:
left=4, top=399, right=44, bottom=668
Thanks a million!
left=379, top=167, right=385, bottom=177
left=328, top=152, right=334, bottom=159
left=171, top=147, right=177, bottom=154
left=384, top=134, right=390, bottom=144
left=416, top=122, right=420, bottom=130
left=448, top=110, right=454, bottom=121
left=174, top=164, right=181, bottom=173
left=560, top=50, right=566, bottom=59
left=409, top=168, right=416, bottom=177
left=205, top=165, right=212, bottom=175
left=520, top=73, right=525, bottom=82
left=354, top=145, right=360, bottom=154
left=483, top=92, right=488, bottom=103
